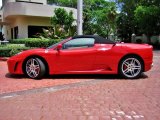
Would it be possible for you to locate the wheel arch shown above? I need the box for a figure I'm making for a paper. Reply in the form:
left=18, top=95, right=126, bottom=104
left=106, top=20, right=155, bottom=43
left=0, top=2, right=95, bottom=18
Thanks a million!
left=118, top=53, right=145, bottom=73
left=22, top=55, right=49, bottom=75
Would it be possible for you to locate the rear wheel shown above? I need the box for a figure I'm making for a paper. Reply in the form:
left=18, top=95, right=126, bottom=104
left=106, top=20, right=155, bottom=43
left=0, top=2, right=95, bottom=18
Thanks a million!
left=25, top=58, right=46, bottom=79
left=119, top=56, right=143, bottom=79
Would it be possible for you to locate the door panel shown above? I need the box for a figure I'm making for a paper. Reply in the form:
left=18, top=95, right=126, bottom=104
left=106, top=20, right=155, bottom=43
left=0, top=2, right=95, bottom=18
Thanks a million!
left=54, top=47, right=96, bottom=73
left=93, top=44, right=114, bottom=70
left=53, top=38, right=96, bottom=73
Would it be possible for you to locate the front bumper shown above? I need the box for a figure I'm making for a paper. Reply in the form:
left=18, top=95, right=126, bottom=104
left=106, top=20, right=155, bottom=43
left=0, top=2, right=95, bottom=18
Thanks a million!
left=7, top=57, right=23, bottom=74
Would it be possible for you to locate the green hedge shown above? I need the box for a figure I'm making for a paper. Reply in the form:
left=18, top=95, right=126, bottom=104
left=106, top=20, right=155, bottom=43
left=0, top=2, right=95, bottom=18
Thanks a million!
left=25, top=39, right=60, bottom=47
left=0, top=38, right=61, bottom=57
left=9, top=38, right=28, bottom=44
left=0, top=44, right=31, bottom=57
left=10, top=38, right=61, bottom=47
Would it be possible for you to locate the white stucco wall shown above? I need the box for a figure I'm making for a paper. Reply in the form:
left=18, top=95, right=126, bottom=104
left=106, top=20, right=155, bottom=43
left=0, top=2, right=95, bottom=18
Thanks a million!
left=3, top=2, right=77, bottom=19
left=0, top=10, right=2, bottom=21
left=2, top=25, right=11, bottom=40
left=16, top=16, right=51, bottom=38
left=3, top=0, right=47, bottom=5
left=2, top=1, right=77, bottom=40
left=4, top=16, right=51, bottom=39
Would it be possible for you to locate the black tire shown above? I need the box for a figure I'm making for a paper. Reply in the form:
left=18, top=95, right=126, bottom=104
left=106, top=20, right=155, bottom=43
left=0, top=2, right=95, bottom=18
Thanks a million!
left=25, top=58, right=46, bottom=79
left=119, top=56, right=143, bottom=79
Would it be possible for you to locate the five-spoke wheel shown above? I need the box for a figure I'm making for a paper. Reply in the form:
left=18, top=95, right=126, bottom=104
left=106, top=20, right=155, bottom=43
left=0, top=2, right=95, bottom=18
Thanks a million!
left=119, top=56, right=143, bottom=79
left=25, top=58, right=46, bottom=79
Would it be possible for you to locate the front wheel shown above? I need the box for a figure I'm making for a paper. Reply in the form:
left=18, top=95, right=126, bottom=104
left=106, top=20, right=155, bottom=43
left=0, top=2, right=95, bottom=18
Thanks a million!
left=119, top=57, right=143, bottom=79
left=25, top=58, right=46, bottom=79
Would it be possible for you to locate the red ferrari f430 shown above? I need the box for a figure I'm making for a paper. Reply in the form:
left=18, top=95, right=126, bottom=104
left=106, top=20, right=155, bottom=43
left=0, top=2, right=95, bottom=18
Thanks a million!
left=7, top=35, right=153, bottom=79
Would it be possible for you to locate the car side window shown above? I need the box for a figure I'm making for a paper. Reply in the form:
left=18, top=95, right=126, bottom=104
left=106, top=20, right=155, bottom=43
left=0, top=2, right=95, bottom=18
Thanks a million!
left=62, top=38, right=95, bottom=50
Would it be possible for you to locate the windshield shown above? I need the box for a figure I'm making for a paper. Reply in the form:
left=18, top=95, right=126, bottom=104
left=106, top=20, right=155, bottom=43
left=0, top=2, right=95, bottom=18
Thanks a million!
left=47, top=37, right=72, bottom=49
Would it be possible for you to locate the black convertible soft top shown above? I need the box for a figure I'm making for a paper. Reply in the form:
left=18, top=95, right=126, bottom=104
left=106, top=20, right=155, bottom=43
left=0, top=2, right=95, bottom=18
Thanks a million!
left=72, top=35, right=115, bottom=44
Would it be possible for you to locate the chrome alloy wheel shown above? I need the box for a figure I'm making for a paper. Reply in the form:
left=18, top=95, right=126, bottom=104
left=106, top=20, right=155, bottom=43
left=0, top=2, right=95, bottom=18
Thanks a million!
left=26, top=58, right=40, bottom=78
left=122, top=58, right=142, bottom=78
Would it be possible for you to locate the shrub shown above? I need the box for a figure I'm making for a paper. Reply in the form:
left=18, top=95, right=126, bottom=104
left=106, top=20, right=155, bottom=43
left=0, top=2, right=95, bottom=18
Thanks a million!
left=10, top=38, right=61, bottom=48
left=9, top=39, right=27, bottom=44
left=9, top=48, right=22, bottom=56
left=0, top=48, right=11, bottom=57
left=0, top=38, right=62, bottom=57
left=25, top=39, right=60, bottom=47
left=0, top=44, right=30, bottom=57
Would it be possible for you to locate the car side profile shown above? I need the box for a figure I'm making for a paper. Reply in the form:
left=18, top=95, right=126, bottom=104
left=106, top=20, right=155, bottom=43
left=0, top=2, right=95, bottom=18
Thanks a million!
left=7, top=35, right=153, bottom=79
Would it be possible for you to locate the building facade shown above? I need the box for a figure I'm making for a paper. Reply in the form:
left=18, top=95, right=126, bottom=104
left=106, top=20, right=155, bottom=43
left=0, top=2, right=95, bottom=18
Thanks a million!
left=0, top=0, right=77, bottom=40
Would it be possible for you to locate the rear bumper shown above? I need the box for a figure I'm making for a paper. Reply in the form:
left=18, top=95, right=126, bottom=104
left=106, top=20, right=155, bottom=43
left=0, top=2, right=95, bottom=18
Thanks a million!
left=144, top=59, right=153, bottom=72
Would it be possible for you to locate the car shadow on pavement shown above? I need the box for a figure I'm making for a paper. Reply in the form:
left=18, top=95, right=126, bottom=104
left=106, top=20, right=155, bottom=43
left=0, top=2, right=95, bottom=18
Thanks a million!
left=5, top=73, right=148, bottom=80
left=49, top=73, right=148, bottom=80
left=5, top=73, right=27, bottom=79
left=50, top=74, right=121, bottom=80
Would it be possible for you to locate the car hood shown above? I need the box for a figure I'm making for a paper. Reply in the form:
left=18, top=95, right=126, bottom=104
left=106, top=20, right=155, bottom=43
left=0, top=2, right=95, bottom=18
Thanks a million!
left=23, top=48, right=46, bottom=53
left=10, top=48, right=47, bottom=59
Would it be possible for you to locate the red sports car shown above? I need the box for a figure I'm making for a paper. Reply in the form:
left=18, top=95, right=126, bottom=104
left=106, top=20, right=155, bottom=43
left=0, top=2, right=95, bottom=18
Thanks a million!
left=7, top=35, right=153, bottom=79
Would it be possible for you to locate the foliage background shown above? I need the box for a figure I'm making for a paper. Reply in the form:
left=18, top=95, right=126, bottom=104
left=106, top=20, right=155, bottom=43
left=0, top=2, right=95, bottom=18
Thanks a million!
left=48, top=0, right=160, bottom=42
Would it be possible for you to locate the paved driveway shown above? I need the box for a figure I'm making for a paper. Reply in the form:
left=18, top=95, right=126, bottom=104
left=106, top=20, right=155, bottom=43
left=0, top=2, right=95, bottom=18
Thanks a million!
left=0, top=61, right=93, bottom=94
left=0, top=51, right=160, bottom=120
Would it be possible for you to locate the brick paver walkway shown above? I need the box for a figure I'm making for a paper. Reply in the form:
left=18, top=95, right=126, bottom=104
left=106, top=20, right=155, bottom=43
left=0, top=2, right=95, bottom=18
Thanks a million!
left=0, top=51, right=160, bottom=120
left=0, top=62, right=92, bottom=94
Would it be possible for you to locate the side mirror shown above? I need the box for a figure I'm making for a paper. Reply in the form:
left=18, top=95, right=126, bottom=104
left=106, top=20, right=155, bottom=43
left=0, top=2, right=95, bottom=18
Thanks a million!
left=57, top=44, right=62, bottom=51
